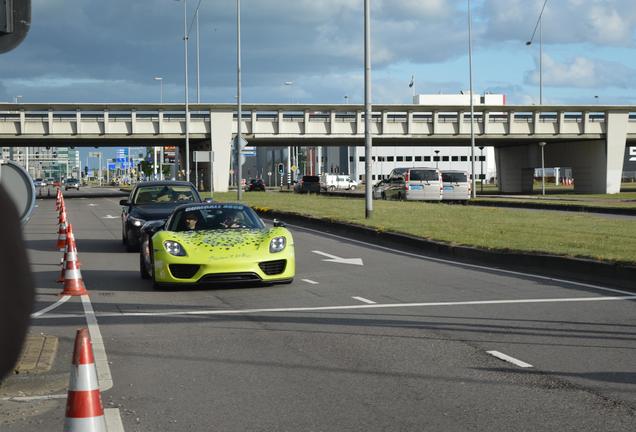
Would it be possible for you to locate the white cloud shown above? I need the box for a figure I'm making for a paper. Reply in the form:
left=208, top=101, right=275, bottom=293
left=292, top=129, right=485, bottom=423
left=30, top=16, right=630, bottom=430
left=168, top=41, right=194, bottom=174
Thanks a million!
left=524, top=54, right=636, bottom=88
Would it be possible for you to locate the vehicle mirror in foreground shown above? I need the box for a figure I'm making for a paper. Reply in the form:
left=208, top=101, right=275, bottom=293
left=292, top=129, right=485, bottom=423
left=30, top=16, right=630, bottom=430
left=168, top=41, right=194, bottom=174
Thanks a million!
left=273, top=219, right=286, bottom=228
left=144, top=220, right=165, bottom=235
left=205, top=198, right=214, bottom=203
left=119, top=199, right=129, bottom=206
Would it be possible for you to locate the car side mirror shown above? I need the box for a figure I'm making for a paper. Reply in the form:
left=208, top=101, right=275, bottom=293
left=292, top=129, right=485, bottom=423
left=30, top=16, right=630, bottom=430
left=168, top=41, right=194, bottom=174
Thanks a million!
left=273, top=219, right=286, bottom=228
left=119, top=199, right=129, bottom=206
left=204, top=198, right=214, bottom=203
left=143, top=220, right=165, bottom=236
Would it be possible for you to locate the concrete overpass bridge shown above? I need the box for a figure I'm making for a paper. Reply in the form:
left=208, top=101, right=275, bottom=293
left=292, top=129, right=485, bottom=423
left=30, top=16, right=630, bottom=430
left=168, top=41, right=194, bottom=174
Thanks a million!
left=1, top=103, right=634, bottom=193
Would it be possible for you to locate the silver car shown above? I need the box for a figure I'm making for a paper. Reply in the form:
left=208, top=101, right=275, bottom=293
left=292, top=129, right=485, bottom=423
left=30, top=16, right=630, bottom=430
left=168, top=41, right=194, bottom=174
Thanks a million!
left=441, top=170, right=471, bottom=203
left=384, top=167, right=443, bottom=201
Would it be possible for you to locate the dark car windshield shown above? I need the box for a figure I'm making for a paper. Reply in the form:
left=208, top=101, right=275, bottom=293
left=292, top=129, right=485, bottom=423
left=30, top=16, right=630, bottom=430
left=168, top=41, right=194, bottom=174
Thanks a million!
left=168, top=204, right=265, bottom=232
left=133, top=185, right=197, bottom=204
left=66, top=178, right=79, bottom=184
left=442, top=172, right=468, bottom=183
left=410, top=169, right=439, bottom=181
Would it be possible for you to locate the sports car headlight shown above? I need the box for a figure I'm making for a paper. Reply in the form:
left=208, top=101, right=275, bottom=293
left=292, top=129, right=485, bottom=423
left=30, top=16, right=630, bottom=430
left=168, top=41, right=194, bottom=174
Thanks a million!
left=129, top=216, right=146, bottom=227
left=269, top=237, right=286, bottom=253
left=163, top=240, right=186, bottom=256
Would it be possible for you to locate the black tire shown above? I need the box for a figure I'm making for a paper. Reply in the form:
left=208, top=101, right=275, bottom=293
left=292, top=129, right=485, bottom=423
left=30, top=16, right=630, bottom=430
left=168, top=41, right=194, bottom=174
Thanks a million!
left=139, top=251, right=150, bottom=279
left=349, top=185, right=356, bottom=191
left=328, top=185, right=335, bottom=191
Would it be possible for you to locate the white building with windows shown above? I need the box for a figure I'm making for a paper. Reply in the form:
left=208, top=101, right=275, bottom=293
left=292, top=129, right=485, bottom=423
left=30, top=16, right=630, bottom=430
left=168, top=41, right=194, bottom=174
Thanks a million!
left=0, top=146, right=81, bottom=180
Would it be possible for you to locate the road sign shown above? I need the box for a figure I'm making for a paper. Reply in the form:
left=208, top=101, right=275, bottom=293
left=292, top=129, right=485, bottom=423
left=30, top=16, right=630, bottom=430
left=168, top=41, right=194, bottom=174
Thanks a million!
left=88, top=152, right=101, bottom=158
left=233, top=136, right=249, bottom=148
left=107, top=163, right=116, bottom=170
left=291, top=165, right=298, bottom=172
left=193, top=151, right=210, bottom=162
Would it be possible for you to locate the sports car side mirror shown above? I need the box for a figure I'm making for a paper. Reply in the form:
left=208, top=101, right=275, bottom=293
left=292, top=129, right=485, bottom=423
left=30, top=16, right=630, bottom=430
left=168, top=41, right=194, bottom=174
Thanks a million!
left=273, top=219, right=286, bottom=228
left=142, top=220, right=165, bottom=235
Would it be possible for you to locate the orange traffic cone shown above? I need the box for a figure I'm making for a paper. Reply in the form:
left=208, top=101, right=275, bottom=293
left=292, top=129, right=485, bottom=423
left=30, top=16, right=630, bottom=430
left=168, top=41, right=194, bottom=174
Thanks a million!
left=56, top=188, right=62, bottom=211
left=58, top=224, right=79, bottom=283
left=60, top=226, right=87, bottom=296
left=56, top=210, right=68, bottom=252
left=63, top=328, right=107, bottom=432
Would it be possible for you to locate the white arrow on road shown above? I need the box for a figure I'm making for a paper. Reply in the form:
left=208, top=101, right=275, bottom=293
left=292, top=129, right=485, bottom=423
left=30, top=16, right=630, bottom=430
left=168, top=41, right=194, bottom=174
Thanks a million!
left=312, top=250, right=364, bottom=266
left=102, top=215, right=118, bottom=219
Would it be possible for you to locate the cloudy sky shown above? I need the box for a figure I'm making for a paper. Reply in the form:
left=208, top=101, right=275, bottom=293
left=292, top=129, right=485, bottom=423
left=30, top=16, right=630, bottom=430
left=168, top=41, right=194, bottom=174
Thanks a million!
left=3, top=0, right=636, bottom=109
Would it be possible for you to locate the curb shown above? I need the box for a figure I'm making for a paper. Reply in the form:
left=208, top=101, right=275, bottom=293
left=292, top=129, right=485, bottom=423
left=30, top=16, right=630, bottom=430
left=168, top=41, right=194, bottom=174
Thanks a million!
left=255, top=208, right=636, bottom=292
left=319, top=191, right=636, bottom=216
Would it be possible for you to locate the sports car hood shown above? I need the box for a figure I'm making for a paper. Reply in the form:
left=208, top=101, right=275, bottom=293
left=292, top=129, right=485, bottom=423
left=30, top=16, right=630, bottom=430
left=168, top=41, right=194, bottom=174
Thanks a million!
left=173, top=229, right=274, bottom=256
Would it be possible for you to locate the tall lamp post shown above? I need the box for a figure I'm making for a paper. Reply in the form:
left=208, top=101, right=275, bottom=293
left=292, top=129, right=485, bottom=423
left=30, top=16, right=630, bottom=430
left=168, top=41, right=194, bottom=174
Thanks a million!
left=364, top=0, right=373, bottom=218
left=153, top=76, right=163, bottom=180
left=526, top=0, right=548, bottom=105
left=467, top=0, right=476, bottom=199
left=539, top=141, right=547, bottom=195
left=236, top=0, right=243, bottom=200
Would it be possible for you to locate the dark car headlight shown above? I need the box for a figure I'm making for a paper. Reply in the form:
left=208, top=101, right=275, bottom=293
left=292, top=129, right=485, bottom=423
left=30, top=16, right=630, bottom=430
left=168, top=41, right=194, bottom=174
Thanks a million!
left=129, top=216, right=146, bottom=227
left=163, top=240, right=187, bottom=256
left=269, top=237, right=286, bottom=253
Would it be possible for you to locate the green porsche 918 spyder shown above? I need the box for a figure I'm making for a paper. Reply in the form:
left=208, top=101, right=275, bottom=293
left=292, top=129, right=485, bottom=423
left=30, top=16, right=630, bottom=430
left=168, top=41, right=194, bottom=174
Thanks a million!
left=139, top=203, right=295, bottom=288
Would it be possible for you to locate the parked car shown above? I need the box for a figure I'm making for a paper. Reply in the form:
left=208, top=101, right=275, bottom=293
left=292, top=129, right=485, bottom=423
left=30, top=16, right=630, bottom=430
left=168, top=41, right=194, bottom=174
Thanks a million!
left=441, top=170, right=471, bottom=203
left=293, top=175, right=321, bottom=194
left=138, top=203, right=295, bottom=288
left=321, top=174, right=358, bottom=191
left=33, top=178, right=46, bottom=187
left=372, top=178, right=390, bottom=199
left=64, top=178, right=80, bottom=191
left=383, top=167, right=442, bottom=201
left=120, top=181, right=203, bottom=252
left=245, top=178, right=266, bottom=191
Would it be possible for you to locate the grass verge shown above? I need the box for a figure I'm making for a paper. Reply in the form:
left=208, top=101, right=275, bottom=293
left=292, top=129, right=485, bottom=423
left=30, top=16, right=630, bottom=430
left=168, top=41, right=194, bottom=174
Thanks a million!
left=208, top=191, right=636, bottom=266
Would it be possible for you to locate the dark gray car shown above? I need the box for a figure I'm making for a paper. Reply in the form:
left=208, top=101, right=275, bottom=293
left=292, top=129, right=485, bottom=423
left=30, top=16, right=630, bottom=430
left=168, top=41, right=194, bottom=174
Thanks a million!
left=120, top=181, right=202, bottom=252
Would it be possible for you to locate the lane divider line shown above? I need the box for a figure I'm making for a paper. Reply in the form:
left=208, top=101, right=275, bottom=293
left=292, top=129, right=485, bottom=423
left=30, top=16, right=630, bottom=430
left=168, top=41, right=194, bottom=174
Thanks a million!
left=104, top=408, right=125, bottom=432
left=33, top=294, right=634, bottom=319
left=301, top=279, right=319, bottom=285
left=352, top=296, right=376, bottom=304
left=0, top=393, right=68, bottom=402
left=80, top=295, right=113, bottom=391
left=487, top=350, right=533, bottom=368
left=280, top=221, right=635, bottom=297
left=31, top=295, right=71, bottom=318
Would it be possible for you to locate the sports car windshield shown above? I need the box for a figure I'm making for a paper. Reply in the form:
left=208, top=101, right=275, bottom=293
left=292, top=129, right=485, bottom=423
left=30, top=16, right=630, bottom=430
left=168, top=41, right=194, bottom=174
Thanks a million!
left=169, top=204, right=265, bottom=232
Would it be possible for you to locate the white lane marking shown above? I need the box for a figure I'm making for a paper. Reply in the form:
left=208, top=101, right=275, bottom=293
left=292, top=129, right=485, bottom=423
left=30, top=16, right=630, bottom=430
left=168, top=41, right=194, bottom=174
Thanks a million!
left=104, top=408, right=125, bottom=432
left=282, top=222, right=634, bottom=297
left=31, top=295, right=70, bottom=318
left=80, top=295, right=113, bottom=391
left=102, top=215, right=118, bottom=219
left=352, top=296, right=376, bottom=304
left=487, top=350, right=533, bottom=368
left=312, top=250, right=364, bottom=266
left=29, top=295, right=634, bottom=320
left=301, top=278, right=319, bottom=285
left=0, top=393, right=67, bottom=402
left=88, top=203, right=97, bottom=207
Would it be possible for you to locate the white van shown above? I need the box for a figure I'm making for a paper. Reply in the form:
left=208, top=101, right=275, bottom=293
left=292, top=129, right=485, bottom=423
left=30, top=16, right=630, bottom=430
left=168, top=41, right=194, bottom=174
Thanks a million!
left=321, top=174, right=358, bottom=191
left=384, top=167, right=442, bottom=201
left=441, top=170, right=471, bottom=203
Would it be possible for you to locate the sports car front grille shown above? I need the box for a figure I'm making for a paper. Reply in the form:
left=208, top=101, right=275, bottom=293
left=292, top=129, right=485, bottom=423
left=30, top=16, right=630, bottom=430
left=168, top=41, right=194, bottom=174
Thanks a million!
left=258, top=259, right=287, bottom=275
left=169, top=264, right=200, bottom=279
left=199, top=273, right=261, bottom=283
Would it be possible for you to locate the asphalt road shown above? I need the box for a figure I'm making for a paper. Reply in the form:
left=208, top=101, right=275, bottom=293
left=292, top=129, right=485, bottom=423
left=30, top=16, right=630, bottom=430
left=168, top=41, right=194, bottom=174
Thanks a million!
left=2, top=194, right=635, bottom=431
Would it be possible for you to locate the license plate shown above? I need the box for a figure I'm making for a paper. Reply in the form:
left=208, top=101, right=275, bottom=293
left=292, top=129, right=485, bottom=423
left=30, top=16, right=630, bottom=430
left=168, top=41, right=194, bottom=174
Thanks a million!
left=444, top=186, right=454, bottom=191
left=410, top=184, right=423, bottom=190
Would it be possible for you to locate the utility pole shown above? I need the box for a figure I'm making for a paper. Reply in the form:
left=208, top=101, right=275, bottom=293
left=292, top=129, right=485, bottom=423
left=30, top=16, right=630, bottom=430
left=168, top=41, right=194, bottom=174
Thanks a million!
left=364, top=0, right=373, bottom=218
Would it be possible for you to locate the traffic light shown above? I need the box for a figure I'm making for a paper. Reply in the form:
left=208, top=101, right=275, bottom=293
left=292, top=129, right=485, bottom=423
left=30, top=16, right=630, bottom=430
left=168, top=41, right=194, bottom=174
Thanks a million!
left=277, top=163, right=284, bottom=175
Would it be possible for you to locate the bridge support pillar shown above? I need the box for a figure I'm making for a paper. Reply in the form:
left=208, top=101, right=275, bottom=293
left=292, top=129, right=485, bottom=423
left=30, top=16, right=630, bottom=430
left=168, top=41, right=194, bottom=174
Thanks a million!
left=210, top=111, right=233, bottom=193
left=494, top=144, right=536, bottom=193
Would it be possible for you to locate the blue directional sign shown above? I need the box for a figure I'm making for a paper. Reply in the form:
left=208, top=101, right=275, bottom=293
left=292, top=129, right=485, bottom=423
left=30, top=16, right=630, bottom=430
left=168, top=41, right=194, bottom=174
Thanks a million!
left=107, top=163, right=116, bottom=170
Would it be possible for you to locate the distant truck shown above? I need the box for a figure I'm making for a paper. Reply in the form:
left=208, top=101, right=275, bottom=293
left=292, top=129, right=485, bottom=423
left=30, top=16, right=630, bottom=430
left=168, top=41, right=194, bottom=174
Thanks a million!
left=321, top=174, right=358, bottom=191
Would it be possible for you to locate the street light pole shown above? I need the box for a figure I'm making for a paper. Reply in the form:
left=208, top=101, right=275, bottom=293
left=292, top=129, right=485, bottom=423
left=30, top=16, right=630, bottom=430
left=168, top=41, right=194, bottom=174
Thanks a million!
left=153, top=76, right=163, bottom=179
left=183, top=0, right=190, bottom=183
left=364, top=0, right=373, bottom=219
left=236, top=0, right=243, bottom=200
left=467, top=0, right=476, bottom=198
left=539, top=141, right=547, bottom=195
left=526, top=0, right=548, bottom=105
left=196, top=7, right=200, bottom=104
left=479, top=145, right=484, bottom=193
